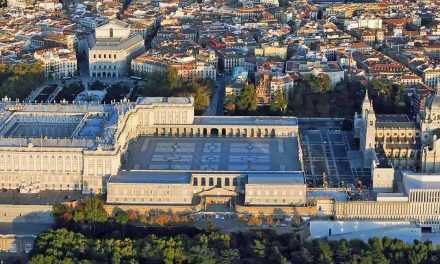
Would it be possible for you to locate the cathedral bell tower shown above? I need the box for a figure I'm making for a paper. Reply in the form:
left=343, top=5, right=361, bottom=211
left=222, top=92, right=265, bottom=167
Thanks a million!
left=359, top=89, right=376, bottom=167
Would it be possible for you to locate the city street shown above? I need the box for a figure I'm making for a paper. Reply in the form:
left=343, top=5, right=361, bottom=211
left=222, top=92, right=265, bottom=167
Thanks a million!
left=204, top=74, right=231, bottom=116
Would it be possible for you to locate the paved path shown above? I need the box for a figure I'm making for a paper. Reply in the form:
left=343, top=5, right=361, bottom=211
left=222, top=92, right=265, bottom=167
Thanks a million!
left=204, top=75, right=230, bottom=116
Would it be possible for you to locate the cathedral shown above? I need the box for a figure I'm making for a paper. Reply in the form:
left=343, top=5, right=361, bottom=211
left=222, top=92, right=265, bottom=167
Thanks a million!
left=355, top=86, right=440, bottom=189
left=420, top=87, right=440, bottom=173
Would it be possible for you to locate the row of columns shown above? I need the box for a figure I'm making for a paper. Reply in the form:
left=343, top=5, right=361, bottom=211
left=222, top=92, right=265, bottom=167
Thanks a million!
left=91, top=72, right=117, bottom=78
left=154, top=127, right=278, bottom=138
left=410, top=190, right=440, bottom=203
left=192, top=176, right=241, bottom=188
left=336, top=202, right=440, bottom=222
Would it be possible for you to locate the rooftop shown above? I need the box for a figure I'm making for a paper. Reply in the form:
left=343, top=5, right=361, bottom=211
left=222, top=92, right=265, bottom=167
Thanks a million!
left=403, top=173, right=440, bottom=192
left=247, top=173, right=304, bottom=185
left=137, top=97, right=194, bottom=105
left=109, top=171, right=192, bottom=184
left=194, top=116, right=298, bottom=126
left=92, top=33, right=143, bottom=50
left=376, top=114, right=416, bottom=129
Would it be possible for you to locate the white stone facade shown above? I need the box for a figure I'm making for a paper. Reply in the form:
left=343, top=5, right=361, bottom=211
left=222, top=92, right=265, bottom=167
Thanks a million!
left=131, top=54, right=216, bottom=81
left=245, top=184, right=306, bottom=205
left=423, top=67, right=440, bottom=89
left=335, top=173, right=440, bottom=232
left=34, top=48, right=77, bottom=80
left=0, top=96, right=299, bottom=197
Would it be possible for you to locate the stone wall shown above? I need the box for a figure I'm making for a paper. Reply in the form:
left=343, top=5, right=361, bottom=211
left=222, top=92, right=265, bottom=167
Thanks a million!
left=0, top=205, right=53, bottom=223
left=103, top=203, right=202, bottom=216
left=235, top=204, right=317, bottom=217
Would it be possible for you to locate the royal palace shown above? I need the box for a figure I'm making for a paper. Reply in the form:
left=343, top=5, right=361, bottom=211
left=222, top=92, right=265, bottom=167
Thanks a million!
left=0, top=96, right=305, bottom=206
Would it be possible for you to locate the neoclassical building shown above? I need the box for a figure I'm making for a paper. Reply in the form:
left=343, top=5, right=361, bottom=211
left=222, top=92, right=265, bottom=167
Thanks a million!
left=0, top=96, right=305, bottom=207
left=89, top=19, right=145, bottom=78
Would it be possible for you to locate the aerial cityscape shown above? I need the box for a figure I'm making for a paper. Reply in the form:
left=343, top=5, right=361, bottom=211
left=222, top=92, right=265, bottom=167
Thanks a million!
left=1, top=0, right=440, bottom=263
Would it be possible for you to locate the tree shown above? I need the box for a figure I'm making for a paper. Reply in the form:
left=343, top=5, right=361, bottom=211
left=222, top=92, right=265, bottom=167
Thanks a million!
left=316, top=240, right=334, bottom=264
left=165, top=67, right=182, bottom=90
left=30, top=229, right=89, bottom=263
left=251, top=239, right=267, bottom=258
left=237, top=83, right=257, bottom=112
left=194, top=88, right=210, bottom=113
left=300, top=74, right=332, bottom=94
left=218, top=248, right=240, bottom=264
left=268, top=245, right=290, bottom=264
left=156, top=215, right=170, bottom=227
left=335, top=239, right=351, bottom=263
left=266, top=217, right=274, bottom=227
left=30, top=226, right=440, bottom=264
left=298, top=247, right=315, bottom=263
left=247, top=217, right=263, bottom=227
left=138, top=214, right=147, bottom=224
left=141, top=72, right=171, bottom=97
left=370, top=78, right=407, bottom=113
left=73, top=208, right=86, bottom=223
left=83, top=196, right=108, bottom=224
left=188, top=245, right=216, bottom=264
left=72, top=196, right=107, bottom=229
left=270, top=89, right=288, bottom=113
left=224, top=93, right=237, bottom=112
left=52, top=204, right=73, bottom=223
left=140, top=238, right=160, bottom=262
left=127, top=210, right=138, bottom=221
left=316, top=73, right=332, bottom=92
left=0, top=63, right=45, bottom=100
left=115, top=211, right=129, bottom=225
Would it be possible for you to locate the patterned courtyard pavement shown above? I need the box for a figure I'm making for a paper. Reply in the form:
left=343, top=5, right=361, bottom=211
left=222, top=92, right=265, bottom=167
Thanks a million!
left=123, top=136, right=302, bottom=172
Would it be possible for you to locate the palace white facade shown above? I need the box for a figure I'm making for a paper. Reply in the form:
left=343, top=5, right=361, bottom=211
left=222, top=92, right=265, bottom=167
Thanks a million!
left=89, top=19, right=145, bottom=78
left=244, top=173, right=306, bottom=205
left=0, top=96, right=304, bottom=206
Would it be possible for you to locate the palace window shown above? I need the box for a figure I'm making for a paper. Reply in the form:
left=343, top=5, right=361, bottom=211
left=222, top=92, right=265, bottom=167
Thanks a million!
left=225, top=178, right=230, bottom=186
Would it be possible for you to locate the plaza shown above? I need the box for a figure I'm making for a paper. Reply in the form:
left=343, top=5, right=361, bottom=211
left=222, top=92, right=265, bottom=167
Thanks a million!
left=123, top=136, right=301, bottom=172
left=299, top=119, right=371, bottom=188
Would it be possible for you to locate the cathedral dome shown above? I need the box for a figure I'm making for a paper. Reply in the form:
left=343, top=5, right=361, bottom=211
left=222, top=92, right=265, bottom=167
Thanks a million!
left=427, top=89, right=440, bottom=111
left=425, top=88, right=440, bottom=122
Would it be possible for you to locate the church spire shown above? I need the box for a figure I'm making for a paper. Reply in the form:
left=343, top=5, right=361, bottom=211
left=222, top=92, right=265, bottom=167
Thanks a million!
left=362, top=89, right=371, bottom=116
